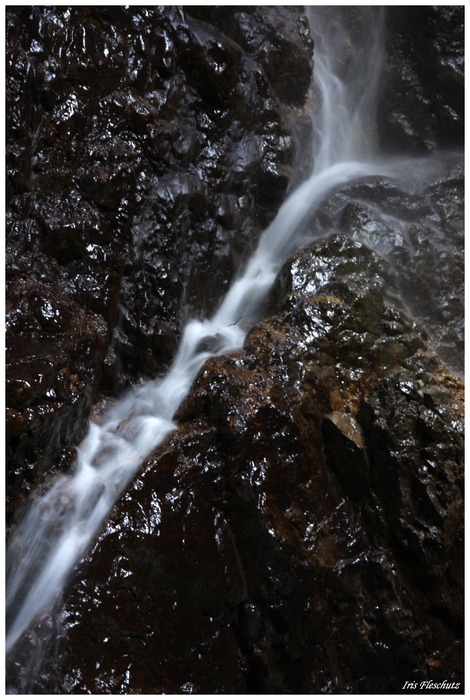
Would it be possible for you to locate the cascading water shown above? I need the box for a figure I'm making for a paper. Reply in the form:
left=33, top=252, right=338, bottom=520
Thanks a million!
left=308, top=6, right=385, bottom=170
left=5, top=6, right=463, bottom=689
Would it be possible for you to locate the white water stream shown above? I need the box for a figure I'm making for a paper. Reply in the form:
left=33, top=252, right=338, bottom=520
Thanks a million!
left=6, top=7, right=426, bottom=664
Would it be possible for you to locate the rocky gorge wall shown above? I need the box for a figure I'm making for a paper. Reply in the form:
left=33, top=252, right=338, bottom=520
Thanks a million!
left=6, top=5, right=313, bottom=526
left=6, top=6, right=464, bottom=694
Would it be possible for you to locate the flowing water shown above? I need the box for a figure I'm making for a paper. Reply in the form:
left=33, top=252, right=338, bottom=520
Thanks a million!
left=5, top=6, right=462, bottom=686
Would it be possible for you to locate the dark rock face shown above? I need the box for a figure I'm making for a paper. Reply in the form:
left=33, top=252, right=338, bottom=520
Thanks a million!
left=55, top=234, right=463, bottom=693
left=6, top=5, right=464, bottom=696
left=379, top=6, right=464, bottom=152
left=185, top=6, right=313, bottom=108
left=6, top=6, right=312, bottom=524
left=307, top=154, right=464, bottom=374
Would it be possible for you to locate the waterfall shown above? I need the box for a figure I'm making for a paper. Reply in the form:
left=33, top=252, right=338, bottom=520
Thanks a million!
left=5, top=6, right=386, bottom=658
left=6, top=6, right=459, bottom=684
left=308, top=6, right=385, bottom=170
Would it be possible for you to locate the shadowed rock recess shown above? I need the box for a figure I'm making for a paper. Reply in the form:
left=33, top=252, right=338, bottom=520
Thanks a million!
left=6, top=6, right=463, bottom=695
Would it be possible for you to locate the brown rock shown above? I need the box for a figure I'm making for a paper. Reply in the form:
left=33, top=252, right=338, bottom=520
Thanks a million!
left=53, top=236, right=463, bottom=694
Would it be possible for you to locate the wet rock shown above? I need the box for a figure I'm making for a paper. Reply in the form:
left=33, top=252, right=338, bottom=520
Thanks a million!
left=185, top=6, right=313, bottom=108
left=6, top=6, right=312, bottom=520
left=54, top=236, right=463, bottom=693
left=56, top=425, right=248, bottom=694
left=6, top=274, right=108, bottom=523
left=6, top=6, right=463, bottom=694
left=306, top=7, right=464, bottom=155
left=304, top=155, right=464, bottom=374
left=379, top=6, right=464, bottom=152
left=322, top=412, right=370, bottom=500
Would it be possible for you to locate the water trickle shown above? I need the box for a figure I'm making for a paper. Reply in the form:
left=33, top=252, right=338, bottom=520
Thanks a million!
left=6, top=5, right=462, bottom=684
